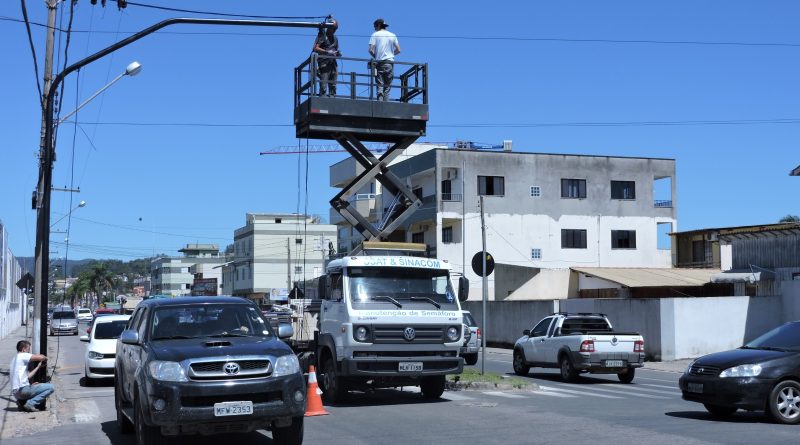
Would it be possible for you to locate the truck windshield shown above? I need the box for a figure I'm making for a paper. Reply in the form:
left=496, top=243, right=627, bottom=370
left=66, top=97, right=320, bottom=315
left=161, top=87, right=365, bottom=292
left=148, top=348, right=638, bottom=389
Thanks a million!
left=150, top=304, right=273, bottom=340
left=348, top=267, right=456, bottom=306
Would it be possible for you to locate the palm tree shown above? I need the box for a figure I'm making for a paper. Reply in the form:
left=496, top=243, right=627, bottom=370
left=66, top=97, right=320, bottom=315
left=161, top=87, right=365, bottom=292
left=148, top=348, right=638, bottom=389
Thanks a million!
left=66, top=277, right=90, bottom=308
left=88, top=263, right=115, bottom=309
left=779, top=215, right=800, bottom=223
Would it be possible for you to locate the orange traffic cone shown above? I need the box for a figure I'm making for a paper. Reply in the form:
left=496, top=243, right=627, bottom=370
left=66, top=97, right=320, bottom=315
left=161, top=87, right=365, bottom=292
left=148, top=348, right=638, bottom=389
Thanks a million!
left=304, top=365, right=329, bottom=417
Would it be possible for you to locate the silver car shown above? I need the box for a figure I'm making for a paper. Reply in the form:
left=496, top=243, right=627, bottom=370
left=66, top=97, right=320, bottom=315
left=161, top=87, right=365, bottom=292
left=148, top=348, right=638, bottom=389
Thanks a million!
left=460, top=310, right=480, bottom=365
left=50, top=309, right=79, bottom=336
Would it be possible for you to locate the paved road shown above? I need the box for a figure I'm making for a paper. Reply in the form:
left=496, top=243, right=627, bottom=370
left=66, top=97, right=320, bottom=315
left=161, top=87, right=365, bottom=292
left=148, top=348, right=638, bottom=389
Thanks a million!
left=5, top=333, right=800, bottom=445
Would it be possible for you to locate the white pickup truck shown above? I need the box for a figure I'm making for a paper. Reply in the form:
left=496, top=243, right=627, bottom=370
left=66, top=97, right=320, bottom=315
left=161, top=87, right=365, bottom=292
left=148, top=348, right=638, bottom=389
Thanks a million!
left=512, top=313, right=645, bottom=383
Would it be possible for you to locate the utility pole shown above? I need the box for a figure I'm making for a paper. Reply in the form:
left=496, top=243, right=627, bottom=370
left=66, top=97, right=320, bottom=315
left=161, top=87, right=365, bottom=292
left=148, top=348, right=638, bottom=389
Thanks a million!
left=480, top=196, right=487, bottom=375
left=287, top=238, right=292, bottom=291
left=32, top=0, right=59, bottom=356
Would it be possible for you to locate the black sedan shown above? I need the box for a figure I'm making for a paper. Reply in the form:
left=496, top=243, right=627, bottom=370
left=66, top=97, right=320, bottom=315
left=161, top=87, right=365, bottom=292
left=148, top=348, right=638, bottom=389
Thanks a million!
left=679, top=321, right=800, bottom=424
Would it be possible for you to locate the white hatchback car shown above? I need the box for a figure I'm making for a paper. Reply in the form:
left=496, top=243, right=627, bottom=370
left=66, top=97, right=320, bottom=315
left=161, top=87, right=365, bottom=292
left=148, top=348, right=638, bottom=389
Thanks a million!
left=76, top=308, right=93, bottom=323
left=80, top=314, right=130, bottom=384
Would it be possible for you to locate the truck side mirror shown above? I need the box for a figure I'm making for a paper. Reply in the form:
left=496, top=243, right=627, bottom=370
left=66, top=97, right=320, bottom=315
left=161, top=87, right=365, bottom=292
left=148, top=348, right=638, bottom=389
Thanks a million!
left=523, top=329, right=530, bottom=337
left=120, top=329, right=140, bottom=345
left=458, top=276, right=469, bottom=302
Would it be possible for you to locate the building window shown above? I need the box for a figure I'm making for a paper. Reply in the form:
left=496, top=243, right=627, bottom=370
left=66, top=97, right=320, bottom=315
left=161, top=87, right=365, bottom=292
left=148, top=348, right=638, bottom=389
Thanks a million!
left=442, top=227, right=453, bottom=243
left=413, top=188, right=424, bottom=200
left=412, top=232, right=425, bottom=244
left=295, top=238, right=303, bottom=245
left=478, top=176, right=505, bottom=196
left=611, top=180, right=636, bottom=200
left=561, top=229, right=587, bottom=249
left=530, top=186, right=541, bottom=197
left=561, top=179, right=587, bottom=199
left=531, top=248, right=542, bottom=260
left=185, top=284, right=191, bottom=290
left=275, top=218, right=282, bottom=223
left=295, top=266, right=303, bottom=274
left=611, top=230, right=637, bottom=249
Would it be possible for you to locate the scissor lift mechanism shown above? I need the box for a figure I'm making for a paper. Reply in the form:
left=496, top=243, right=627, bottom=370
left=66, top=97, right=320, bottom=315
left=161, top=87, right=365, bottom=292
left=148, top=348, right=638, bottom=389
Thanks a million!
left=294, top=54, right=429, bottom=244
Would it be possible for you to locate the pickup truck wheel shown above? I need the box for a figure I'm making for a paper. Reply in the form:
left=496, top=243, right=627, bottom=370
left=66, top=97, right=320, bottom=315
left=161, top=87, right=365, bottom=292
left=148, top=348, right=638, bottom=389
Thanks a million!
left=321, top=355, right=346, bottom=403
left=512, top=350, right=530, bottom=376
left=767, top=380, right=800, bottom=424
left=272, top=416, right=304, bottom=445
left=617, top=367, right=635, bottom=384
left=559, top=355, right=578, bottom=382
left=464, top=353, right=478, bottom=366
left=134, top=395, right=164, bottom=445
left=115, top=383, right=133, bottom=434
left=420, top=375, right=446, bottom=399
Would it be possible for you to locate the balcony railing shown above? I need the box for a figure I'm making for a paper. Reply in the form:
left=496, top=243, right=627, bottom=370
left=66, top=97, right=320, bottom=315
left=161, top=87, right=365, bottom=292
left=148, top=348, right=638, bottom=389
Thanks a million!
left=654, top=200, right=673, bottom=208
left=441, top=193, right=463, bottom=202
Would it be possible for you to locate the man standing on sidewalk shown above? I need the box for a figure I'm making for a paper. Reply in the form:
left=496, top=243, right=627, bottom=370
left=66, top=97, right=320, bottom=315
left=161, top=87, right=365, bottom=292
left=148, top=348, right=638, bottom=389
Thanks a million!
left=368, top=18, right=401, bottom=101
left=10, top=340, right=53, bottom=412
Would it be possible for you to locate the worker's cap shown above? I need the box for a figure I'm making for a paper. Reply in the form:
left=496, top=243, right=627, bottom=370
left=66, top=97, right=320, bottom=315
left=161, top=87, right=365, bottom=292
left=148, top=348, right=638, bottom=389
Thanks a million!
left=374, top=18, right=388, bottom=29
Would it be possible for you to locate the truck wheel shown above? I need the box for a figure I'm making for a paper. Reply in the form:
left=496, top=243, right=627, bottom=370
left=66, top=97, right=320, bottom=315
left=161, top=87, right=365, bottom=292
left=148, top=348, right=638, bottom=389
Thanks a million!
left=272, top=416, right=304, bottom=445
left=420, top=375, right=446, bottom=399
left=559, top=355, right=578, bottom=382
left=767, top=380, right=800, bottom=424
left=617, top=367, right=635, bottom=384
left=115, top=382, right=133, bottom=434
left=703, top=403, right=737, bottom=417
left=464, top=353, right=478, bottom=366
left=321, top=355, right=346, bottom=403
left=134, top=394, right=164, bottom=445
left=512, top=350, right=530, bottom=376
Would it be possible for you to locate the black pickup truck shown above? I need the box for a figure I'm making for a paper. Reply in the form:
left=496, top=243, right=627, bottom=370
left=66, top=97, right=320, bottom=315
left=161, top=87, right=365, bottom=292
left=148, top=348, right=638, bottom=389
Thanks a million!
left=114, top=296, right=306, bottom=445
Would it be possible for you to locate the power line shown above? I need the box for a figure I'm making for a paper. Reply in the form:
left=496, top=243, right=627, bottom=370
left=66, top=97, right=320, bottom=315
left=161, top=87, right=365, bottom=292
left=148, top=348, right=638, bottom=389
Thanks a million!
left=18, top=1, right=43, bottom=109
left=62, top=117, right=800, bottom=129
left=4, top=16, right=800, bottom=48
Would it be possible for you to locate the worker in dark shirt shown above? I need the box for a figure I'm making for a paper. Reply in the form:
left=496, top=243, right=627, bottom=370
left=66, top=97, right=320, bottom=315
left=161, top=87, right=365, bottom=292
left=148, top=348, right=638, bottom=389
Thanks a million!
left=313, top=18, right=341, bottom=97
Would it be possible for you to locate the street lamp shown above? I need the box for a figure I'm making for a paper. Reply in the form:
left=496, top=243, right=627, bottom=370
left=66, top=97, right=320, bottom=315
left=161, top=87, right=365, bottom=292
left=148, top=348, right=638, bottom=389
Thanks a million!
left=50, top=200, right=86, bottom=228
left=57, top=62, right=142, bottom=126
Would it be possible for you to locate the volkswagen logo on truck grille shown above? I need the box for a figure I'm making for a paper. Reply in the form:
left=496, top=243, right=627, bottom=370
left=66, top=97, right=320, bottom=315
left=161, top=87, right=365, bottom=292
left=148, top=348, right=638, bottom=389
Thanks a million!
left=403, top=327, right=416, bottom=341
left=223, top=362, right=241, bottom=375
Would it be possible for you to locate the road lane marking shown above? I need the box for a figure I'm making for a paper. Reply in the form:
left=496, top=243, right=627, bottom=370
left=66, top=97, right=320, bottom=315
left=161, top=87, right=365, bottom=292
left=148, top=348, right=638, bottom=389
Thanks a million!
left=640, top=383, right=680, bottom=390
left=597, top=384, right=679, bottom=396
left=443, top=392, right=476, bottom=401
left=635, top=376, right=678, bottom=383
left=482, top=391, right=527, bottom=399
left=576, top=386, right=668, bottom=399
left=538, top=385, right=622, bottom=399
left=535, top=389, right=577, bottom=398
left=73, top=399, right=100, bottom=423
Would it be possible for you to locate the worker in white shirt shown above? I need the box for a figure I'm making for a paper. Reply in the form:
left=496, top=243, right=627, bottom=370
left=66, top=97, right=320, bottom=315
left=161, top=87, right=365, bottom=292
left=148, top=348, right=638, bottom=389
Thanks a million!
left=368, top=18, right=401, bottom=101
left=10, top=340, right=53, bottom=412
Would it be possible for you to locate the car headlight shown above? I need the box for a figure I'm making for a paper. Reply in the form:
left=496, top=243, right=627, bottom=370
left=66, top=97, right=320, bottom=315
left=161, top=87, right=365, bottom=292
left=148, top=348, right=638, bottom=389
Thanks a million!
left=719, top=363, right=763, bottom=378
left=148, top=361, right=188, bottom=382
left=354, top=326, right=370, bottom=342
left=684, top=359, right=697, bottom=375
left=446, top=326, right=460, bottom=342
left=87, top=351, right=103, bottom=360
left=273, top=354, right=300, bottom=377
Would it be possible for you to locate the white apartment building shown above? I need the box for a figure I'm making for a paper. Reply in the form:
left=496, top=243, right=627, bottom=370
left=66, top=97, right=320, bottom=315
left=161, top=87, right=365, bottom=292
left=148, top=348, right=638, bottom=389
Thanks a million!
left=226, top=213, right=337, bottom=304
left=329, top=143, right=678, bottom=300
left=150, top=244, right=224, bottom=297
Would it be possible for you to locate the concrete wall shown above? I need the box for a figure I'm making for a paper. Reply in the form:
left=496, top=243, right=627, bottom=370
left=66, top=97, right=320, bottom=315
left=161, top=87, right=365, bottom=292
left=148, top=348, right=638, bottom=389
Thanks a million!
left=494, top=264, right=539, bottom=301
left=465, top=293, right=797, bottom=361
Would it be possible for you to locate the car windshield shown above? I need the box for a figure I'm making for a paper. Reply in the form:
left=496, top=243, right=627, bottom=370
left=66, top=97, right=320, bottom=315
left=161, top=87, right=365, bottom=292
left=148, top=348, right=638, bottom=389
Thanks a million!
left=94, top=320, right=129, bottom=339
left=150, top=304, right=273, bottom=340
left=463, top=312, right=478, bottom=327
left=348, top=267, right=457, bottom=307
left=744, top=322, right=800, bottom=351
left=52, top=311, right=74, bottom=319
left=78, top=309, right=90, bottom=313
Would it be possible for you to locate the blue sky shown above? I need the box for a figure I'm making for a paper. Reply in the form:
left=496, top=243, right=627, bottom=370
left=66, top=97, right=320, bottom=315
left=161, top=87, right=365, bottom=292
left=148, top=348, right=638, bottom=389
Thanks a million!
left=1, top=1, right=798, bottom=261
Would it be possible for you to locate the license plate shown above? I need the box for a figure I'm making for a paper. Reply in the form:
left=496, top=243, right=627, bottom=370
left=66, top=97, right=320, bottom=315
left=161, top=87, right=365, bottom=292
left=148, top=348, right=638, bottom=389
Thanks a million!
left=687, top=383, right=704, bottom=394
left=398, top=362, right=423, bottom=372
left=213, top=401, right=253, bottom=417
left=604, top=360, right=624, bottom=368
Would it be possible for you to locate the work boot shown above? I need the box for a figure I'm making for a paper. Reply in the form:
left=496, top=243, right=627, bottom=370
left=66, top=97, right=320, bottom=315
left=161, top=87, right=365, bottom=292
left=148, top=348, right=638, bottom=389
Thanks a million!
left=21, top=403, right=36, bottom=412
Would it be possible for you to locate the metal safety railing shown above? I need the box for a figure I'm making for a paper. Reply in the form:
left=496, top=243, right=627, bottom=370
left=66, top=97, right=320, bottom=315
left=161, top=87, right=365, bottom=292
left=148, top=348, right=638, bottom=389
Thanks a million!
left=294, top=54, right=428, bottom=107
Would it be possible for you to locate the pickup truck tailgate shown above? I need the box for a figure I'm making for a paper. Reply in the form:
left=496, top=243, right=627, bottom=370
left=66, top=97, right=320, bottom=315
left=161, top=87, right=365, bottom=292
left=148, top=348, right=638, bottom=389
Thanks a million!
left=591, top=334, right=642, bottom=354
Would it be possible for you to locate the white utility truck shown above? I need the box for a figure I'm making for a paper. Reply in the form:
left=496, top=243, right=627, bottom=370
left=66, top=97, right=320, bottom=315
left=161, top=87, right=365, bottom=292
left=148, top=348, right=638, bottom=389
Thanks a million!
left=512, top=312, right=645, bottom=383
left=290, top=242, right=469, bottom=401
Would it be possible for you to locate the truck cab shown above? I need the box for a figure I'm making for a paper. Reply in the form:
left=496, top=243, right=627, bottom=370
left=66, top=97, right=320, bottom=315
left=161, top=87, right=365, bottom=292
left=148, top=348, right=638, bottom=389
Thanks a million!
left=304, top=247, right=468, bottom=401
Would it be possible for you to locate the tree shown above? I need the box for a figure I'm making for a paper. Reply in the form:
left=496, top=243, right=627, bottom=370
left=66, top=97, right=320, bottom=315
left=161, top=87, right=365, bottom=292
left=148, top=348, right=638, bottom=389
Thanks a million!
left=65, top=276, right=90, bottom=308
left=87, top=263, right=116, bottom=309
left=779, top=215, right=800, bottom=223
